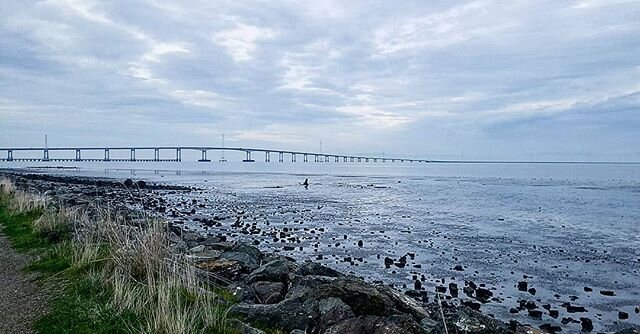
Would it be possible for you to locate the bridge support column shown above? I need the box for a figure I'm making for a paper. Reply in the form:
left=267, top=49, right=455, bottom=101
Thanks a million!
left=104, top=149, right=110, bottom=161
left=350, top=157, right=354, bottom=162
left=335, top=156, right=339, bottom=162
left=265, top=151, right=270, bottom=162
left=278, top=152, right=283, bottom=162
left=130, top=149, right=136, bottom=161
left=325, top=155, right=329, bottom=162
left=292, top=153, right=296, bottom=162
left=343, top=157, right=347, bottom=162
left=7, top=150, right=13, bottom=161
left=244, top=151, right=253, bottom=162
left=200, top=150, right=209, bottom=162
left=314, top=155, right=318, bottom=162
left=43, top=149, right=50, bottom=161
left=304, top=154, right=308, bottom=162
left=154, top=149, right=160, bottom=161
left=176, top=148, right=181, bottom=162
left=358, top=158, right=361, bottom=162
left=365, top=158, right=369, bottom=162
left=75, top=149, right=81, bottom=161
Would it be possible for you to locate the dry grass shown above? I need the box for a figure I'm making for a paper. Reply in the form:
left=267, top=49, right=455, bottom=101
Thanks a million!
left=1, top=177, right=231, bottom=334
left=0, top=177, right=15, bottom=195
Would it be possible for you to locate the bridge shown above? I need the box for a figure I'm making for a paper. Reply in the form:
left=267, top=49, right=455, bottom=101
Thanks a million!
left=0, top=146, right=429, bottom=164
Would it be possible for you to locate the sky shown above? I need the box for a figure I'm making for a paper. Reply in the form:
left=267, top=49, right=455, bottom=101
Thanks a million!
left=1, top=0, right=639, bottom=161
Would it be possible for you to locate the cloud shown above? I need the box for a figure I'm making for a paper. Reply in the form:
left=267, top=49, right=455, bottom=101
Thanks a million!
left=213, top=21, right=276, bottom=62
left=0, top=0, right=639, bottom=160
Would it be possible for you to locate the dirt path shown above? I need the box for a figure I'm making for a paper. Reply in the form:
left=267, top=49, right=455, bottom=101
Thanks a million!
left=0, top=228, right=48, bottom=334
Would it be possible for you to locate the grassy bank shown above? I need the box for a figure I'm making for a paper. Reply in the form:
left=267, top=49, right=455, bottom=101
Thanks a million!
left=0, top=178, right=233, bottom=334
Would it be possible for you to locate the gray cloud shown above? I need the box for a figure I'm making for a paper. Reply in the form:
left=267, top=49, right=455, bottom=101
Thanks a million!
left=0, top=0, right=638, bottom=160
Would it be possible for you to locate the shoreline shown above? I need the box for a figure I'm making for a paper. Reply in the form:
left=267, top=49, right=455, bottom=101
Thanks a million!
left=2, top=170, right=639, bottom=334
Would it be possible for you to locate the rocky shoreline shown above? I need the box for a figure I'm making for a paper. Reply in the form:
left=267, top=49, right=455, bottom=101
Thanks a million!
left=3, top=170, right=639, bottom=334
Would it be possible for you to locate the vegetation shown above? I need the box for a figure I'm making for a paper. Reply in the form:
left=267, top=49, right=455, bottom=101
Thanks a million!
left=0, top=177, right=234, bottom=334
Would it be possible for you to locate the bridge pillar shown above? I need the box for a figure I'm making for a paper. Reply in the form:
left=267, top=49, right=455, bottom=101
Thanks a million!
left=304, top=154, right=308, bottom=162
left=7, top=150, right=13, bottom=161
left=365, top=158, right=369, bottom=163
left=104, top=149, right=110, bottom=161
left=244, top=151, right=253, bottom=162
left=350, top=157, right=354, bottom=162
left=154, top=149, right=160, bottom=161
left=200, top=150, right=209, bottom=162
left=43, top=149, right=50, bottom=161
left=279, top=152, right=283, bottom=162
left=75, top=149, right=81, bottom=161
left=335, top=156, right=339, bottom=162
left=325, top=155, right=329, bottom=162
left=176, top=148, right=181, bottom=162
left=292, top=153, right=296, bottom=162
left=358, top=158, right=361, bottom=162
left=130, top=149, right=136, bottom=161
left=265, top=151, right=270, bottom=162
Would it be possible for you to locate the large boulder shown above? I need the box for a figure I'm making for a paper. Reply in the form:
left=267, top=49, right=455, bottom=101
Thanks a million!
left=220, top=243, right=263, bottom=272
left=252, top=281, right=286, bottom=304
left=246, top=259, right=295, bottom=284
left=229, top=297, right=317, bottom=332
left=323, top=315, right=427, bottom=334
left=295, top=262, right=343, bottom=277
left=308, top=277, right=394, bottom=316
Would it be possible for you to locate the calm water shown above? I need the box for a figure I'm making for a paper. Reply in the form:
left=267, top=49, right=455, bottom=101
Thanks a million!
left=3, top=161, right=640, bottom=332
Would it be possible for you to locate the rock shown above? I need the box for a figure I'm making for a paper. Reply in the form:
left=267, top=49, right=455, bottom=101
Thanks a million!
left=528, top=309, right=543, bottom=319
left=136, top=180, right=146, bottom=188
left=196, top=259, right=243, bottom=282
left=549, top=309, right=559, bottom=318
left=619, top=311, right=629, bottom=320
left=229, top=297, right=313, bottom=332
left=384, top=257, right=394, bottom=268
left=600, top=290, right=616, bottom=296
left=539, top=323, right=562, bottom=333
left=475, top=288, right=493, bottom=303
left=295, top=262, right=342, bottom=277
left=309, top=278, right=392, bottom=316
left=124, top=178, right=134, bottom=187
left=420, top=317, right=439, bottom=333
left=580, top=317, right=593, bottom=332
left=228, top=319, right=266, bottom=334
left=449, top=283, right=459, bottom=298
left=461, top=301, right=481, bottom=311
left=517, top=281, right=528, bottom=292
left=310, top=297, right=356, bottom=333
left=189, top=245, right=205, bottom=253
left=451, top=307, right=511, bottom=333
left=528, top=288, right=536, bottom=296
left=454, top=265, right=464, bottom=271
left=377, top=285, right=430, bottom=319
left=564, top=303, right=587, bottom=313
left=289, top=331, right=305, bottom=334
left=286, top=275, right=337, bottom=299
left=323, top=315, right=426, bottom=334
left=220, top=243, right=263, bottom=271
left=246, top=259, right=294, bottom=284
left=252, top=281, right=286, bottom=304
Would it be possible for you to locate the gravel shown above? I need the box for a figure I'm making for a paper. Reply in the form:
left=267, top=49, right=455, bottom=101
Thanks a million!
left=0, top=228, right=48, bottom=334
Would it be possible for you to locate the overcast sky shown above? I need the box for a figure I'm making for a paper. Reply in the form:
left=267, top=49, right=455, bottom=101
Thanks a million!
left=1, top=0, right=639, bottom=160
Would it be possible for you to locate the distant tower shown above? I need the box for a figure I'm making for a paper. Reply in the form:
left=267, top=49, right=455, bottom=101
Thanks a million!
left=44, top=134, right=48, bottom=149
left=219, top=134, right=227, bottom=162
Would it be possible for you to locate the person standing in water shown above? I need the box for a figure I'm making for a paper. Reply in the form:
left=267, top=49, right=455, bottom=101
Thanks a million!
left=303, top=178, right=309, bottom=189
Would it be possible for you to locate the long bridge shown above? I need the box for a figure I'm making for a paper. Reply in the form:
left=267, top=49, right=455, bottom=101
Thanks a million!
left=0, top=146, right=429, bottom=163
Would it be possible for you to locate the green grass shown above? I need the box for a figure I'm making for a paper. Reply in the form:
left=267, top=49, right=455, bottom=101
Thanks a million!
left=0, top=198, right=140, bottom=333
